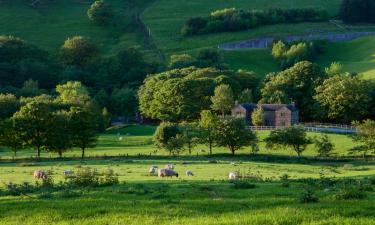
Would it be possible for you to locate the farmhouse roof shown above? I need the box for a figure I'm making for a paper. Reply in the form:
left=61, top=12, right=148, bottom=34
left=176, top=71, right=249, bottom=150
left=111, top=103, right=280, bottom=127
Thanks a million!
left=238, top=103, right=298, bottom=112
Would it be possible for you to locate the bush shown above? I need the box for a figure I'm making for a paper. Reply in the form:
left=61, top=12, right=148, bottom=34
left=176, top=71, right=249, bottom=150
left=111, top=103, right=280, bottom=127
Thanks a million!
left=232, top=180, right=256, bottom=189
left=66, top=167, right=119, bottom=187
left=280, top=174, right=290, bottom=187
left=299, top=188, right=319, bottom=203
left=100, top=168, right=119, bottom=186
left=87, top=0, right=114, bottom=25
left=334, top=179, right=367, bottom=200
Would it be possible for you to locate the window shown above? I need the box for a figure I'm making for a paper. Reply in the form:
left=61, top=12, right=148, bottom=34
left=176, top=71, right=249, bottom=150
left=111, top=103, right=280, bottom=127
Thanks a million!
left=280, top=112, right=285, bottom=117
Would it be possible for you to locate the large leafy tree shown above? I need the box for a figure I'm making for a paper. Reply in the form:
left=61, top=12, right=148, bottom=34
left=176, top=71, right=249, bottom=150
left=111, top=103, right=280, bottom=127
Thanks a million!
left=44, top=110, right=74, bottom=158
left=198, top=110, right=218, bottom=155
left=350, top=120, right=375, bottom=158
left=69, top=104, right=100, bottom=160
left=153, top=122, right=184, bottom=155
left=214, top=117, right=257, bottom=155
left=0, top=36, right=57, bottom=88
left=260, top=61, right=326, bottom=121
left=109, top=87, right=137, bottom=119
left=138, top=67, right=259, bottom=122
left=211, top=84, right=234, bottom=116
left=59, top=36, right=98, bottom=67
left=12, top=98, right=55, bottom=158
left=265, top=126, right=311, bottom=156
left=55, top=81, right=91, bottom=106
left=87, top=0, right=114, bottom=25
left=0, top=118, right=24, bottom=158
left=314, top=74, right=374, bottom=123
left=0, top=94, right=19, bottom=120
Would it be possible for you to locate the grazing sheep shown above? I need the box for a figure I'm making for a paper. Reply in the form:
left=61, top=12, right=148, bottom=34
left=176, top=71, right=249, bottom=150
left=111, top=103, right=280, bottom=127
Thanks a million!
left=186, top=170, right=194, bottom=176
left=33, top=170, right=47, bottom=180
left=63, top=170, right=74, bottom=176
left=165, top=164, right=174, bottom=170
left=158, top=169, right=178, bottom=178
left=228, top=172, right=239, bottom=180
left=149, top=167, right=157, bottom=174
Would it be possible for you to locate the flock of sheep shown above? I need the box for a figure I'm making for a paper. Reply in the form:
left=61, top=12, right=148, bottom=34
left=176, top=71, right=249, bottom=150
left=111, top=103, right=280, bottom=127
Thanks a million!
left=33, top=165, right=240, bottom=180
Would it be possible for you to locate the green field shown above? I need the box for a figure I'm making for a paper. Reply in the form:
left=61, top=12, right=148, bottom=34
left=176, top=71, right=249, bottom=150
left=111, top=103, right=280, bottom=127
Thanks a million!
left=0, top=125, right=362, bottom=159
left=0, top=0, right=149, bottom=54
left=0, top=125, right=374, bottom=224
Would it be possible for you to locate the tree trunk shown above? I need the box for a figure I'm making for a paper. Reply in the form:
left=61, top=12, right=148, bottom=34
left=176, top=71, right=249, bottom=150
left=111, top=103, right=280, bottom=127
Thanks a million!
left=58, top=151, right=62, bottom=158
left=81, top=147, right=85, bottom=160
left=13, top=149, right=17, bottom=158
left=231, top=147, right=235, bottom=155
left=209, top=142, right=212, bottom=155
left=37, top=146, right=40, bottom=158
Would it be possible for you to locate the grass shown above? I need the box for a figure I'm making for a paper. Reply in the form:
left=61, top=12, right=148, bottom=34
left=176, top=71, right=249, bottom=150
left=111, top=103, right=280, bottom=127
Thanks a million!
left=317, top=36, right=375, bottom=79
left=0, top=0, right=149, bottom=55
left=142, top=0, right=342, bottom=55
left=0, top=125, right=374, bottom=224
left=0, top=124, right=361, bottom=159
left=0, top=158, right=374, bottom=224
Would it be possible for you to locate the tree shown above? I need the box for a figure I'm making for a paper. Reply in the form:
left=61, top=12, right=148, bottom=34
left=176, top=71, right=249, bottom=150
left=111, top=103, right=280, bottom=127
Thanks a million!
left=214, top=117, right=257, bottom=155
left=18, top=79, right=43, bottom=97
left=87, top=0, right=114, bottom=25
left=260, top=61, right=326, bottom=121
left=265, top=126, right=311, bottom=156
left=44, top=111, right=73, bottom=158
left=0, top=119, right=24, bottom=158
left=237, top=88, right=253, bottom=103
left=314, top=134, right=334, bottom=157
left=59, top=36, right=98, bottom=67
left=251, top=106, right=264, bottom=126
left=12, top=98, right=54, bottom=158
left=350, top=120, right=375, bottom=158
left=325, top=62, right=343, bottom=77
left=69, top=104, right=100, bottom=160
left=0, top=94, right=19, bottom=120
left=55, top=81, right=91, bottom=106
left=211, top=84, right=234, bottom=116
left=196, top=48, right=225, bottom=69
left=198, top=110, right=218, bottom=155
left=169, top=54, right=195, bottom=69
left=153, top=122, right=184, bottom=155
left=110, top=87, right=137, bottom=119
left=314, top=74, right=373, bottom=123
left=180, top=122, right=199, bottom=154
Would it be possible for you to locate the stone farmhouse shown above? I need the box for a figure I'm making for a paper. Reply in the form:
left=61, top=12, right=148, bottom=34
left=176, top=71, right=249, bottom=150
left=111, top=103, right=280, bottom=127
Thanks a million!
left=231, top=103, right=299, bottom=127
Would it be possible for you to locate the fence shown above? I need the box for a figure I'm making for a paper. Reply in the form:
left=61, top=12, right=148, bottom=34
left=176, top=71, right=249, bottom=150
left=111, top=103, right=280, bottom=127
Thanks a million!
left=248, top=123, right=357, bottom=134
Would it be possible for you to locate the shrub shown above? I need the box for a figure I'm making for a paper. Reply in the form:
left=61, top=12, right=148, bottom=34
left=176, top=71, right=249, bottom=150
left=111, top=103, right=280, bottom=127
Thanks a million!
left=299, top=188, right=319, bottom=203
left=334, top=179, right=367, bottom=200
left=232, top=180, right=256, bottom=189
left=280, top=174, right=290, bottom=187
left=100, top=168, right=119, bottom=186
left=69, top=167, right=100, bottom=187
left=87, top=0, right=114, bottom=25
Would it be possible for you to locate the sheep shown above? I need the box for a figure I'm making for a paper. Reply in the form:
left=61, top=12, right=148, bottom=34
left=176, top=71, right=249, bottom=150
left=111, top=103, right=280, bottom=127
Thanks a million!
left=158, top=169, right=178, bottom=178
left=228, top=172, right=239, bottom=180
left=165, top=164, right=174, bottom=170
left=186, top=170, right=194, bottom=176
left=63, top=170, right=74, bottom=176
left=149, top=167, right=157, bottom=174
left=33, top=170, right=47, bottom=180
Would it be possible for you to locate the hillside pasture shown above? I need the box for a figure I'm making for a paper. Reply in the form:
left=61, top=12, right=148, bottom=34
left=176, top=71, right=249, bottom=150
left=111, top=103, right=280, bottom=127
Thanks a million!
left=0, top=0, right=146, bottom=54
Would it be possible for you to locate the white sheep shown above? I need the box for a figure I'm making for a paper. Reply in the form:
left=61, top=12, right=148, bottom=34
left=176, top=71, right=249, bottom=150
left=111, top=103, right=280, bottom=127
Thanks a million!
left=186, top=170, right=194, bottom=176
left=165, top=164, right=174, bottom=170
left=158, top=169, right=178, bottom=178
left=33, top=170, right=47, bottom=180
left=63, top=170, right=74, bottom=176
left=149, top=167, right=157, bottom=174
left=228, top=172, right=239, bottom=180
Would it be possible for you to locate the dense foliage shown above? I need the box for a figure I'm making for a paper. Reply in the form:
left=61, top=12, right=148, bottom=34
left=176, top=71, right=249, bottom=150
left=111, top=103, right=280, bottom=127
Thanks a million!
left=138, top=67, right=260, bottom=122
left=340, top=0, right=375, bottom=23
left=87, top=0, right=114, bottom=25
left=182, top=7, right=328, bottom=36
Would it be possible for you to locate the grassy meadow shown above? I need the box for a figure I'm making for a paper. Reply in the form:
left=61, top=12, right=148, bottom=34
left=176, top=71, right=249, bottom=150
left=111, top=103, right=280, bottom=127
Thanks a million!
left=0, top=125, right=374, bottom=224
